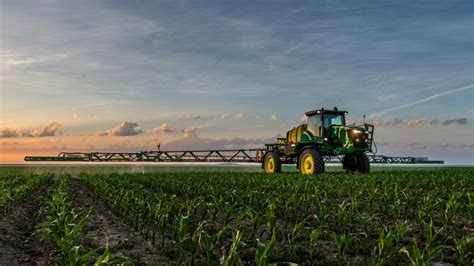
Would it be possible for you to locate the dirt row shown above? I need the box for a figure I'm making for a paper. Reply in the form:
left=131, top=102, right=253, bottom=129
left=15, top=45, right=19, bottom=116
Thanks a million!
left=68, top=177, right=173, bottom=265
left=0, top=177, right=173, bottom=265
left=0, top=184, right=51, bottom=265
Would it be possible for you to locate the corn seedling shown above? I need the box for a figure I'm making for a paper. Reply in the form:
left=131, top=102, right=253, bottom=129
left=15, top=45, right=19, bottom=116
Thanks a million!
left=255, top=228, right=277, bottom=266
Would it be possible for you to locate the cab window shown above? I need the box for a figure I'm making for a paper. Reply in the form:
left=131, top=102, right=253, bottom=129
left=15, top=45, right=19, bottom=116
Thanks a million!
left=323, top=113, right=345, bottom=131
left=307, top=115, right=321, bottom=137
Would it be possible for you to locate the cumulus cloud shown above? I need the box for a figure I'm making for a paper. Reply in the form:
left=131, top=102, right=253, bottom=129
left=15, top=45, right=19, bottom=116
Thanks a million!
left=183, top=125, right=204, bottom=138
left=370, top=118, right=403, bottom=127
left=437, top=143, right=474, bottom=149
left=95, top=130, right=108, bottom=137
left=407, top=118, right=470, bottom=127
left=271, top=114, right=278, bottom=121
left=234, top=112, right=246, bottom=120
left=96, top=121, right=143, bottom=136
left=439, top=118, right=470, bottom=126
left=407, top=119, right=428, bottom=127
left=152, top=123, right=174, bottom=133
left=0, top=127, right=20, bottom=138
left=26, top=121, right=62, bottom=137
left=216, top=113, right=231, bottom=120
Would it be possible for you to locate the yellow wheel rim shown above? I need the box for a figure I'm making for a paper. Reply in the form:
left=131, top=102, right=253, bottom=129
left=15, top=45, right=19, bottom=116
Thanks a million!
left=301, top=154, right=315, bottom=174
left=265, top=157, right=275, bottom=173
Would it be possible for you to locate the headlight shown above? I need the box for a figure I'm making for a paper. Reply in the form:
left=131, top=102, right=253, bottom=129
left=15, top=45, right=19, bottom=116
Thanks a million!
left=352, top=129, right=362, bottom=134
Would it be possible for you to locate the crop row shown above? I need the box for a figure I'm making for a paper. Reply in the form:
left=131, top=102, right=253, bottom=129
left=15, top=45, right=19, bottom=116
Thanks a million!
left=80, top=169, right=473, bottom=264
left=36, top=175, right=131, bottom=265
left=0, top=173, right=53, bottom=216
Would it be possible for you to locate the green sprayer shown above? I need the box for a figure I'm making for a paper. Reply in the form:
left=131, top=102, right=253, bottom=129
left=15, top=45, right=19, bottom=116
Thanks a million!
left=262, top=107, right=374, bottom=174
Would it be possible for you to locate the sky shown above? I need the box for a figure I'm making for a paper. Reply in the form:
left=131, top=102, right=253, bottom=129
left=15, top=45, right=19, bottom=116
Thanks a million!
left=0, top=0, right=473, bottom=164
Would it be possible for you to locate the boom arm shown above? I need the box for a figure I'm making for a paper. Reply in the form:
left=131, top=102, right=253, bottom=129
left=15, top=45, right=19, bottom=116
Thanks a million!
left=24, top=149, right=444, bottom=164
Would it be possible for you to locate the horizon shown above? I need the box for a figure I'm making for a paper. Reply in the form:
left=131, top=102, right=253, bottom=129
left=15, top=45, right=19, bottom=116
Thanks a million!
left=1, top=1, right=473, bottom=164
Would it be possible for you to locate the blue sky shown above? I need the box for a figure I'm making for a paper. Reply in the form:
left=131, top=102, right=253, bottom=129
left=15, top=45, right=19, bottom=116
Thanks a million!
left=0, top=0, right=473, bottom=163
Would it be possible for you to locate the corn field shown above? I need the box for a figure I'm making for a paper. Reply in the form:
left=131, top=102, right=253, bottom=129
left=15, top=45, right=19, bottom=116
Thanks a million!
left=0, top=167, right=473, bottom=265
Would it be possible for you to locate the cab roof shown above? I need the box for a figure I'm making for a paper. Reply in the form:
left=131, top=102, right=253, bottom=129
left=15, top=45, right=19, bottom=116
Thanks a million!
left=305, top=107, right=348, bottom=116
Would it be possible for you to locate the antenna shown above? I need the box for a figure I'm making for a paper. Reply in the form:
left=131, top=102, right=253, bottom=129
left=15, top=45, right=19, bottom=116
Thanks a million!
left=338, top=96, right=346, bottom=111
left=363, top=115, right=366, bottom=124
left=157, top=143, right=161, bottom=151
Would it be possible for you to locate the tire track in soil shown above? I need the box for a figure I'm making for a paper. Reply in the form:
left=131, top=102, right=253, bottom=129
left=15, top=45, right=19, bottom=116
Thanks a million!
left=69, top=176, right=173, bottom=265
left=0, top=184, right=52, bottom=266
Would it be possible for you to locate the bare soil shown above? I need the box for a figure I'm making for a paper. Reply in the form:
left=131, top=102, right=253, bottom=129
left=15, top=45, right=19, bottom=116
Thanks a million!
left=69, top=177, right=173, bottom=265
left=0, top=184, right=52, bottom=266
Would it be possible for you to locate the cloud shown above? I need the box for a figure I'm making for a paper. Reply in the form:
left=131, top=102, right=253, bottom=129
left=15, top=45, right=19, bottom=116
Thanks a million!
left=95, top=130, right=108, bottom=137
left=152, top=123, right=174, bottom=133
left=271, top=114, right=278, bottom=121
left=407, top=118, right=470, bottom=127
left=437, top=143, right=474, bottom=149
left=234, top=112, right=246, bottom=120
left=0, top=127, right=20, bottom=138
left=96, top=121, right=143, bottom=136
left=216, top=113, right=231, bottom=120
left=439, top=118, right=470, bottom=126
left=183, top=126, right=202, bottom=138
left=25, top=121, right=62, bottom=137
left=370, top=118, right=403, bottom=127
left=407, top=119, right=428, bottom=127
left=72, top=113, right=79, bottom=119
left=377, top=142, right=474, bottom=152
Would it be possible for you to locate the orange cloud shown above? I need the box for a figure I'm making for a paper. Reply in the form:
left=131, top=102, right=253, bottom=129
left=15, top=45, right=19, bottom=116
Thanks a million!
left=96, top=122, right=143, bottom=136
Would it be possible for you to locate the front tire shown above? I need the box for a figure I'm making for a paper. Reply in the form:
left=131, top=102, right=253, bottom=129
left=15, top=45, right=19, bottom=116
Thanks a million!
left=299, top=148, right=325, bottom=175
left=263, top=151, right=281, bottom=174
left=343, top=153, right=370, bottom=173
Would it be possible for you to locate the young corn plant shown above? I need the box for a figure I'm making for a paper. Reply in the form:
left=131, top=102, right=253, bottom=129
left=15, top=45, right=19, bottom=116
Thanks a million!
left=286, top=216, right=308, bottom=257
left=331, top=232, right=355, bottom=265
left=241, top=206, right=265, bottom=243
left=315, top=198, right=329, bottom=226
left=183, top=220, right=206, bottom=266
left=255, top=228, right=277, bottom=266
left=220, top=229, right=246, bottom=266
left=308, top=225, right=325, bottom=260
left=265, top=203, right=276, bottom=232
left=199, top=225, right=233, bottom=262
left=400, top=241, right=443, bottom=266
left=450, top=233, right=474, bottom=265
left=370, top=229, right=395, bottom=266
left=444, top=194, right=460, bottom=226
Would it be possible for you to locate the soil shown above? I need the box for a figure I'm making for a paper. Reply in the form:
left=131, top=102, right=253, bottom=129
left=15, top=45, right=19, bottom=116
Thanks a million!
left=0, top=184, right=52, bottom=266
left=68, top=177, right=173, bottom=265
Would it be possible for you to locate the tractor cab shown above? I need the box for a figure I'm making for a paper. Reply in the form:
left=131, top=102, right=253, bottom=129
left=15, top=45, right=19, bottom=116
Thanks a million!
left=305, top=107, right=348, bottom=138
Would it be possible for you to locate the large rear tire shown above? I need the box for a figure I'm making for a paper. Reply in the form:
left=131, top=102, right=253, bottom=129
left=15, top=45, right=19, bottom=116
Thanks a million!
left=299, top=148, right=325, bottom=175
left=343, top=153, right=370, bottom=174
left=263, top=151, right=281, bottom=174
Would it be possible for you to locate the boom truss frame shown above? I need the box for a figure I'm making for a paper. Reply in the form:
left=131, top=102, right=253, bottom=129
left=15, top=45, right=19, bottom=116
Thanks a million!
left=24, top=150, right=444, bottom=164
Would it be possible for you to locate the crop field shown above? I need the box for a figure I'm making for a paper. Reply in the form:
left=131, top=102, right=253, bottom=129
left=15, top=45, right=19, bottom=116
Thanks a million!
left=0, top=166, right=473, bottom=265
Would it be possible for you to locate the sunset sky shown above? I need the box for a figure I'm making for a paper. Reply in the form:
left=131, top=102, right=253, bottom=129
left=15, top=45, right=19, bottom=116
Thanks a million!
left=1, top=0, right=473, bottom=164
